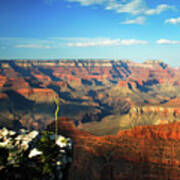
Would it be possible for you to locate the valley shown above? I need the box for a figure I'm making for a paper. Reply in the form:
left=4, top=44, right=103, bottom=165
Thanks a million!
left=1, top=59, right=180, bottom=179
left=0, top=59, right=180, bottom=135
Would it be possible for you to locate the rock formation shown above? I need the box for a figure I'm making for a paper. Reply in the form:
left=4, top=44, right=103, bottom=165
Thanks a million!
left=0, top=59, right=180, bottom=133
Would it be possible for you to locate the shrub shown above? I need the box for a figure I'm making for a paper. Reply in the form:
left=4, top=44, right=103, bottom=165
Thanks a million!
left=0, top=128, right=72, bottom=180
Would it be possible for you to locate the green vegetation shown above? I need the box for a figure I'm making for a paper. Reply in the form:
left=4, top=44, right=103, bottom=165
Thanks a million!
left=54, top=96, right=60, bottom=140
left=0, top=128, right=72, bottom=180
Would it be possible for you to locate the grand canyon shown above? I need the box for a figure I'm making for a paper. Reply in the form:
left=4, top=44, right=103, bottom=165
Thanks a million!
left=1, top=59, right=180, bottom=179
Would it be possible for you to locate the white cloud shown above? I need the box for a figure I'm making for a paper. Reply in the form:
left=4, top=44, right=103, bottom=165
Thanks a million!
left=165, top=17, right=180, bottom=24
left=106, top=0, right=147, bottom=15
left=66, top=0, right=175, bottom=16
left=121, top=16, right=146, bottom=24
left=121, top=39, right=147, bottom=45
left=156, top=39, right=180, bottom=45
left=0, top=37, right=56, bottom=49
left=67, top=39, right=120, bottom=47
left=145, top=4, right=174, bottom=15
left=0, top=36, right=148, bottom=49
left=49, top=37, right=92, bottom=41
left=67, top=38, right=148, bottom=47
left=67, top=0, right=106, bottom=6
left=15, top=44, right=51, bottom=49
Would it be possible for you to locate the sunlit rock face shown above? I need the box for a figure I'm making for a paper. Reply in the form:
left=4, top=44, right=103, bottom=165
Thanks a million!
left=47, top=118, right=180, bottom=180
left=0, top=127, right=72, bottom=180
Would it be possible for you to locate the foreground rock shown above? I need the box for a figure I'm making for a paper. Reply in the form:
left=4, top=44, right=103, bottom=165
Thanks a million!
left=49, top=117, right=180, bottom=180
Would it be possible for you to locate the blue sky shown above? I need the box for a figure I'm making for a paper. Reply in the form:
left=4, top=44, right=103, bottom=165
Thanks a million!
left=0, top=0, right=180, bottom=66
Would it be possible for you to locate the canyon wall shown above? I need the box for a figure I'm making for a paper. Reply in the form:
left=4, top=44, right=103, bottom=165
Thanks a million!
left=0, top=59, right=180, bottom=133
